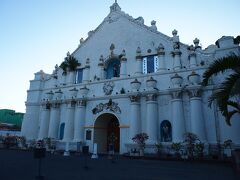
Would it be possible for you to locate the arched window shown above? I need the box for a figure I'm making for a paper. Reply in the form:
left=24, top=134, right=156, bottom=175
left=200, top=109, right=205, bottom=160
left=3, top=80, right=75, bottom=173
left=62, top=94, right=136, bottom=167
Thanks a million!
left=160, top=120, right=172, bottom=142
left=59, top=123, right=65, bottom=140
left=106, top=59, right=120, bottom=79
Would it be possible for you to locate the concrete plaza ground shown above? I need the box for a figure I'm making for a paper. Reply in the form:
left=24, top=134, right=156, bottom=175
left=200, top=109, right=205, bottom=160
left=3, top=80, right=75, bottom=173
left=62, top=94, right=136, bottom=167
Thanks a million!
left=0, top=149, right=238, bottom=180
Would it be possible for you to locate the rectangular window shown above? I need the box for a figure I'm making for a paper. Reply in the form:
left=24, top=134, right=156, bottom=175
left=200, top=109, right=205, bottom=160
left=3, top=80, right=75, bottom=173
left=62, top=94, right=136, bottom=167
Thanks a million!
left=86, top=130, right=92, bottom=140
left=76, top=69, right=83, bottom=83
left=142, top=55, right=159, bottom=74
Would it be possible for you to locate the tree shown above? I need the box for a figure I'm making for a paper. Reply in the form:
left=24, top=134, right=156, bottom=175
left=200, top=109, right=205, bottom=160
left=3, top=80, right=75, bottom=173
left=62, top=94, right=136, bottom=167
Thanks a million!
left=60, top=52, right=80, bottom=75
left=202, top=55, right=240, bottom=126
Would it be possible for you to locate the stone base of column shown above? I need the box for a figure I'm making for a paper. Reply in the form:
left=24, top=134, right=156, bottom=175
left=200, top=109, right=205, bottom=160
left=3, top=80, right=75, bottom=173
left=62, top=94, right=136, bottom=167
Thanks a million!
left=73, top=139, right=83, bottom=142
left=134, top=72, right=142, bottom=76
left=146, top=140, right=157, bottom=145
left=63, top=151, right=70, bottom=156
left=63, top=142, right=70, bottom=156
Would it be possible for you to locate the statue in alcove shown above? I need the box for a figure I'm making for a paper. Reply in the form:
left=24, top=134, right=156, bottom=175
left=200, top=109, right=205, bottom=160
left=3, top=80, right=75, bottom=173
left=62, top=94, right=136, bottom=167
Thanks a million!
left=161, top=120, right=172, bottom=142
left=113, top=63, right=119, bottom=77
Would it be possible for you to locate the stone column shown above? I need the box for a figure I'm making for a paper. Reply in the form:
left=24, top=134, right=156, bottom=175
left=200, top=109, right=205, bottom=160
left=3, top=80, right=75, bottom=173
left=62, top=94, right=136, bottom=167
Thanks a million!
left=82, top=58, right=90, bottom=83
left=172, top=29, right=182, bottom=70
left=189, top=88, right=206, bottom=141
left=135, top=47, right=142, bottom=75
left=172, top=50, right=182, bottom=70
left=120, top=50, right=127, bottom=78
left=63, top=100, right=75, bottom=142
left=48, top=102, right=61, bottom=139
left=189, top=45, right=197, bottom=68
left=38, top=103, right=51, bottom=139
left=73, top=100, right=86, bottom=142
left=157, top=44, right=166, bottom=72
left=129, top=95, right=141, bottom=142
left=98, top=55, right=104, bottom=80
left=66, top=71, right=76, bottom=84
left=146, top=94, right=158, bottom=144
left=171, top=91, right=186, bottom=142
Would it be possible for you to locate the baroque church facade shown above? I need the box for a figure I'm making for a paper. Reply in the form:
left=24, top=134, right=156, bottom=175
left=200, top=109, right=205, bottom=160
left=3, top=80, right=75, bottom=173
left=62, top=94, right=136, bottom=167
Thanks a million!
left=21, top=2, right=240, bottom=154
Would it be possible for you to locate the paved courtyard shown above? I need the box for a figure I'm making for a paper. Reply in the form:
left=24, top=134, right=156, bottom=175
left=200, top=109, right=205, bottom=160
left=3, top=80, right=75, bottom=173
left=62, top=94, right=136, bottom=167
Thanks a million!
left=0, top=149, right=238, bottom=180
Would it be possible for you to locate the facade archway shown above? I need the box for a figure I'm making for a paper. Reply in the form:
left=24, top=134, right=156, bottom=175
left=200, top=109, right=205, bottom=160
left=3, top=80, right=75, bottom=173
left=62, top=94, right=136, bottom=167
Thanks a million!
left=105, top=58, right=120, bottom=79
left=94, top=113, right=120, bottom=153
left=160, top=120, right=172, bottom=142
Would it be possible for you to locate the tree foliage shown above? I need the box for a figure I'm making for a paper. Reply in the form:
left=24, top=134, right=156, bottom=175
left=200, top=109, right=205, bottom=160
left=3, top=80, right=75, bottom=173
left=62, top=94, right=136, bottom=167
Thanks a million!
left=59, top=52, right=80, bottom=74
left=202, top=55, right=240, bottom=125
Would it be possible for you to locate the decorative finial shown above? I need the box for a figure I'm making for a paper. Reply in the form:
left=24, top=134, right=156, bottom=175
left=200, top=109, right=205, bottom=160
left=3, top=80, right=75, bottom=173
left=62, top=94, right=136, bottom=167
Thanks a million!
left=110, top=43, right=115, bottom=51
left=99, top=55, right=104, bottom=62
left=151, top=20, right=156, bottom=26
left=136, top=47, right=141, bottom=54
left=172, top=29, right=178, bottom=36
left=110, top=0, right=121, bottom=12
left=193, top=38, right=200, bottom=47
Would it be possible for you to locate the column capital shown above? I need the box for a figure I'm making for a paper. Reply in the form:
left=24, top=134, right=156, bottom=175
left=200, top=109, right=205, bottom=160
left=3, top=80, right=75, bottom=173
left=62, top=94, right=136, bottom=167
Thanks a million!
left=146, top=94, right=158, bottom=102
left=157, top=51, right=165, bottom=56
left=189, top=52, right=196, bottom=58
left=188, top=88, right=202, bottom=98
left=129, top=94, right=141, bottom=103
left=171, top=91, right=182, bottom=99
left=41, top=101, right=51, bottom=110
left=51, top=102, right=61, bottom=108
left=120, top=49, right=127, bottom=62
left=66, top=100, right=76, bottom=107
left=76, top=100, right=87, bottom=107
left=171, top=49, right=182, bottom=57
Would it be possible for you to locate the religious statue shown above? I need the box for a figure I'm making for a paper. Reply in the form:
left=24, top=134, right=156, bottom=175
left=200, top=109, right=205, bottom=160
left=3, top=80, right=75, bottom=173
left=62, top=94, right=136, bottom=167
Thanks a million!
left=113, top=64, right=119, bottom=77
left=161, top=121, right=172, bottom=142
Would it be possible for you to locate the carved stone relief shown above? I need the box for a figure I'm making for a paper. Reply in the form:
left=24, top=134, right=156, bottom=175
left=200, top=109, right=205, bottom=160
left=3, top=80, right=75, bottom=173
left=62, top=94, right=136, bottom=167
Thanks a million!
left=172, top=91, right=182, bottom=99
left=188, top=89, right=202, bottom=98
left=129, top=95, right=141, bottom=103
left=92, top=99, right=121, bottom=114
left=103, top=81, right=115, bottom=95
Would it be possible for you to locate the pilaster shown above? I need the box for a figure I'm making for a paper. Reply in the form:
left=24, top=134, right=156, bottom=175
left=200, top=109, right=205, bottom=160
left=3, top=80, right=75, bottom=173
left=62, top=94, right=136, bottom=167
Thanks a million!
left=146, top=93, right=158, bottom=144
left=188, top=88, right=206, bottom=141
left=73, top=100, right=87, bottom=142
left=63, top=100, right=76, bottom=142
left=171, top=91, right=186, bottom=142
left=129, top=94, right=141, bottom=142
left=38, top=102, right=51, bottom=139
left=48, top=102, right=61, bottom=139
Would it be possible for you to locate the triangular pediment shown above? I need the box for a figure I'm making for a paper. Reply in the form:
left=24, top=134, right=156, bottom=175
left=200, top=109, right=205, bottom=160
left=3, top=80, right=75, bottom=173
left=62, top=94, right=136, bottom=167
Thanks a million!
left=72, top=3, right=183, bottom=60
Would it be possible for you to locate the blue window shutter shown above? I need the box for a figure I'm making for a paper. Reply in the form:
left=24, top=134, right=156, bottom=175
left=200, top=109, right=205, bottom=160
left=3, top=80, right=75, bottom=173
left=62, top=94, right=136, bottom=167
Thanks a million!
left=143, top=57, right=147, bottom=74
left=76, top=69, right=83, bottom=83
left=154, top=56, right=159, bottom=72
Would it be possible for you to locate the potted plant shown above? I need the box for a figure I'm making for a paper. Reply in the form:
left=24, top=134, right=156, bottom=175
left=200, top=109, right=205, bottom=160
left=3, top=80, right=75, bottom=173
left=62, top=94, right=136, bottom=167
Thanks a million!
left=155, top=142, right=163, bottom=157
left=132, top=133, right=149, bottom=156
left=183, top=132, right=200, bottom=159
left=195, top=142, right=204, bottom=158
left=171, top=142, right=182, bottom=158
left=223, top=139, right=233, bottom=157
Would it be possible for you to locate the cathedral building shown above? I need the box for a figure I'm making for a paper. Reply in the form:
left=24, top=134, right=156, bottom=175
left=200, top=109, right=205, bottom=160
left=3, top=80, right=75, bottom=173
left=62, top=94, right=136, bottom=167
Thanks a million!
left=21, top=2, right=240, bottom=154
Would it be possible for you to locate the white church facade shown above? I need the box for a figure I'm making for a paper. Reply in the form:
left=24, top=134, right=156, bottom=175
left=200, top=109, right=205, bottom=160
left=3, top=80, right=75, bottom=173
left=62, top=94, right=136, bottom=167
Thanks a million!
left=21, top=2, right=240, bottom=154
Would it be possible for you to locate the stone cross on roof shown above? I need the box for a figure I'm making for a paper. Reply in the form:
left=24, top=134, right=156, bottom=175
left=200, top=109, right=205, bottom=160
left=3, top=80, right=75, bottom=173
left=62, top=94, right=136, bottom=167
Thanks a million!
left=110, top=0, right=121, bottom=12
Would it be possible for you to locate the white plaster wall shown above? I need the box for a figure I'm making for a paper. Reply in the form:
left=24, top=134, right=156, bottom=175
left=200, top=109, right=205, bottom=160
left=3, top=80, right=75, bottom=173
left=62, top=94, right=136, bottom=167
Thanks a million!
left=21, top=5, right=240, bottom=152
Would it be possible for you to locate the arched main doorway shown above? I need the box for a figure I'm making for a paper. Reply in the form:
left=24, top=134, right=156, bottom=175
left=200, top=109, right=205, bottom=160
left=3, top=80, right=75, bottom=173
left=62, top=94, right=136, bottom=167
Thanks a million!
left=94, top=113, right=120, bottom=153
